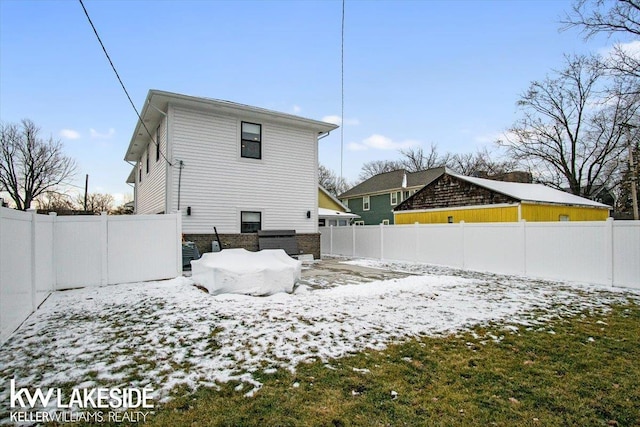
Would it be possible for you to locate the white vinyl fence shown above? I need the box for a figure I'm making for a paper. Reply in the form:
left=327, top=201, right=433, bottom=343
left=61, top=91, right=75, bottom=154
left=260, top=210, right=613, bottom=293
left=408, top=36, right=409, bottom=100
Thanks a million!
left=0, top=207, right=182, bottom=343
left=321, top=219, right=640, bottom=290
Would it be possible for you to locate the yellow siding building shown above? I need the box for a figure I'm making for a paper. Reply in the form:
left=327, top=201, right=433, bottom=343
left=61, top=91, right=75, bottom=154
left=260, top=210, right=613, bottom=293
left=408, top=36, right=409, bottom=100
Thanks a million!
left=394, top=171, right=610, bottom=224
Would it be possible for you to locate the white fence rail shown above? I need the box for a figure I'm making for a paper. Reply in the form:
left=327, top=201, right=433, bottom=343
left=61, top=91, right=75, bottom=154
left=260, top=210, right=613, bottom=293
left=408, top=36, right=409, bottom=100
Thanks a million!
left=0, top=208, right=182, bottom=343
left=321, top=219, right=640, bottom=290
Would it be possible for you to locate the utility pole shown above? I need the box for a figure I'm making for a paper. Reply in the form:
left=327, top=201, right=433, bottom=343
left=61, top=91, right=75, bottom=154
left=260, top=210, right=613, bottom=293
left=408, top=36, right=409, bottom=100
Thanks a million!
left=621, top=124, right=638, bottom=220
left=84, top=174, right=89, bottom=212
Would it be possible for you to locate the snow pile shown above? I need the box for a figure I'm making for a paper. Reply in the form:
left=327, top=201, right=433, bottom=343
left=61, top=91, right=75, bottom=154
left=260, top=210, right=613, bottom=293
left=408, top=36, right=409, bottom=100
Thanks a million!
left=191, top=248, right=301, bottom=296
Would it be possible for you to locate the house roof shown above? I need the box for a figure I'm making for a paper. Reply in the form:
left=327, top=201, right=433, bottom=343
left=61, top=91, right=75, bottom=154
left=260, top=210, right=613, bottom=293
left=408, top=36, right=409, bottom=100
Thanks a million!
left=451, top=172, right=610, bottom=208
left=319, top=186, right=351, bottom=212
left=124, top=89, right=339, bottom=162
left=339, top=167, right=446, bottom=198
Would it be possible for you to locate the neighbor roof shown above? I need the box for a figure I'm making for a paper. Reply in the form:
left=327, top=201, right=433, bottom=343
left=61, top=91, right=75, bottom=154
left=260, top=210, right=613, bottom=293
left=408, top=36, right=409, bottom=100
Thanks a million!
left=124, top=90, right=339, bottom=162
left=339, top=167, right=446, bottom=198
left=452, top=172, right=610, bottom=208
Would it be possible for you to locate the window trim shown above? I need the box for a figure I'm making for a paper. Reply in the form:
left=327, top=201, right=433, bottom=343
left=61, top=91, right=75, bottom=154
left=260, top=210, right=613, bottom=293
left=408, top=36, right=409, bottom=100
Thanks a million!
left=390, top=192, right=398, bottom=205
left=145, top=148, right=150, bottom=174
left=240, top=121, right=262, bottom=160
left=240, top=210, right=262, bottom=233
left=382, top=219, right=390, bottom=225
left=363, top=195, right=370, bottom=211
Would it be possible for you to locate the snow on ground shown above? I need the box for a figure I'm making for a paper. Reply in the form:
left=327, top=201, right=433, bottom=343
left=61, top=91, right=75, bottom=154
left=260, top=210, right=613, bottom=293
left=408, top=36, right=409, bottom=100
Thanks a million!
left=1, top=257, right=639, bottom=414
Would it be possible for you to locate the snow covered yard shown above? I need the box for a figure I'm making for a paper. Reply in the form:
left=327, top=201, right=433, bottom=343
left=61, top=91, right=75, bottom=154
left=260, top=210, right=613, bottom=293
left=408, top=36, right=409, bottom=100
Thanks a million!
left=1, top=257, right=639, bottom=419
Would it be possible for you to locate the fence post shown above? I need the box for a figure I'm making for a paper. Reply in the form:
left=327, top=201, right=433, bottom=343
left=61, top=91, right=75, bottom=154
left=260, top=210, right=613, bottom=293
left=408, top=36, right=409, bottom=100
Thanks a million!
left=460, top=220, right=465, bottom=269
left=100, top=212, right=108, bottom=286
left=176, top=211, right=183, bottom=277
left=414, top=222, right=420, bottom=263
left=29, top=209, right=37, bottom=312
left=605, top=217, right=614, bottom=287
left=352, top=224, right=356, bottom=257
left=521, top=219, right=527, bottom=276
left=49, top=212, right=57, bottom=290
left=329, top=225, right=334, bottom=255
left=380, top=223, right=384, bottom=260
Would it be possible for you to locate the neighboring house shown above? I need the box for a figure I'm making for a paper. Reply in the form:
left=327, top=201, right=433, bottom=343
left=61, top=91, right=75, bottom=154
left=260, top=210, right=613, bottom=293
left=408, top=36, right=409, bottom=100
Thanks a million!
left=394, top=170, right=611, bottom=224
left=339, top=168, right=445, bottom=225
left=318, top=186, right=359, bottom=227
left=124, top=89, right=338, bottom=258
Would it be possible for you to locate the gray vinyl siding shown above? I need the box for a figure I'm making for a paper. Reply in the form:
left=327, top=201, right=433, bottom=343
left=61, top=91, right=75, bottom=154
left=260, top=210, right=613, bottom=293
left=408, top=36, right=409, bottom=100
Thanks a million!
left=168, top=105, right=318, bottom=234
left=135, top=116, right=167, bottom=214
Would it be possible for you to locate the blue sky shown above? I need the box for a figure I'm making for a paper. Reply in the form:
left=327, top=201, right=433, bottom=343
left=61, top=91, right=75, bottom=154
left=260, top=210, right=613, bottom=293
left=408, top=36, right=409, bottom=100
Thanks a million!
left=0, top=0, right=619, bottom=204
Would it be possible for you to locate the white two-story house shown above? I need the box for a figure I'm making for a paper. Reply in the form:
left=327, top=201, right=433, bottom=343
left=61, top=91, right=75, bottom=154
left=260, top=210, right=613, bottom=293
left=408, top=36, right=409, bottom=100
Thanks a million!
left=124, top=90, right=338, bottom=258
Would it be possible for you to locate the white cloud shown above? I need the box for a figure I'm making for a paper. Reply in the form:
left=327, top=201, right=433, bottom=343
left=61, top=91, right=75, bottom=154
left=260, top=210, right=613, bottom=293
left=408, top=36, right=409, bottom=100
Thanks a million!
left=599, top=40, right=640, bottom=61
left=322, top=115, right=360, bottom=126
left=90, top=128, right=116, bottom=139
left=60, top=129, right=81, bottom=140
left=292, top=105, right=301, bottom=113
left=347, top=134, right=419, bottom=151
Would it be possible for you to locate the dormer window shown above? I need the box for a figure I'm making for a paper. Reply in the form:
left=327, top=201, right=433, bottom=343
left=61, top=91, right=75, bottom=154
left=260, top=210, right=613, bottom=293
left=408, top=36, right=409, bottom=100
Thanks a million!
left=241, top=122, right=261, bottom=159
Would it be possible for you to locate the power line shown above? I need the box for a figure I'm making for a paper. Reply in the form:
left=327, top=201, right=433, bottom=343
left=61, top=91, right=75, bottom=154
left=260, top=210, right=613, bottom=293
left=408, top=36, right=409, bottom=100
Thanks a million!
left=340, top=0, right=345, bottom=180
left=77, top=0, right=172, bottom=167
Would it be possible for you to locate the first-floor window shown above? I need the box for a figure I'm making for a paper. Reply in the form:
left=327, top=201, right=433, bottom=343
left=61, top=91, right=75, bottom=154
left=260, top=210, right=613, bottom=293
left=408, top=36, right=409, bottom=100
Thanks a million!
left=241, top=211, right=261, bottom=233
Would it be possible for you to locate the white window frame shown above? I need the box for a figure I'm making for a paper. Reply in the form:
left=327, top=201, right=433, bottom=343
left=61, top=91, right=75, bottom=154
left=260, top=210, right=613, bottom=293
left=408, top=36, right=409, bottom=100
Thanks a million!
left=363, top=195, right=370, bottom=211
left=382, top=219, right=390, bottom=225
left=390, top=192, right=398, bottom=205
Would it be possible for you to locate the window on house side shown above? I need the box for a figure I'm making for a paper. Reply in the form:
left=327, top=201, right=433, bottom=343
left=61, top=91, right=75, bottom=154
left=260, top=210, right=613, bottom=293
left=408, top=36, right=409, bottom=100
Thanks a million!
left=447, top=216, right=454, bottom=223
left=382, top=219, right=390, bottom=225
left=390, top=192, right=398, bottom=205
left=145, top=149, right=149, bottom=174
left=241, top=211, right=261, bottom=233
left=559, top=215, right=570, bottom=221
left=363, top=196, right=370, bottom=211
left=139, top=163, right=142, bottom=183
left=156, top=125, right=161, bottom=162
left=241, top=122, right=262, bottom=159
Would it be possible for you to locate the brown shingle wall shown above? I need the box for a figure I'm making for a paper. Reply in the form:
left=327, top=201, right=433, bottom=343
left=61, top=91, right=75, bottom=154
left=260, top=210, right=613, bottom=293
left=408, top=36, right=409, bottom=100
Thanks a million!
left=184, top=233, right=320, bottom=259
left=396, top=174, right=518, bottom=211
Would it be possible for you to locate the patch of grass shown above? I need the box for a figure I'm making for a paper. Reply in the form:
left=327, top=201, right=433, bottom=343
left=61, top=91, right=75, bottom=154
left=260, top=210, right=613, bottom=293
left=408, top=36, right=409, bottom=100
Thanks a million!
left=54, top=303, right=640, bottom=427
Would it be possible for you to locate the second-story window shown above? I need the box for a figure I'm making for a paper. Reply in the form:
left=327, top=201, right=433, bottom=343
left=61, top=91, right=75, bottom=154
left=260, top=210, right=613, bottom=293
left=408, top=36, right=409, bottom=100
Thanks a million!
left=241, top=121, right=261, bottom=159
left=363, top=195, right=370, bottom=211
left=390, top=192, right=398, bottom=205
left=145, top=147, right=150, bottom=173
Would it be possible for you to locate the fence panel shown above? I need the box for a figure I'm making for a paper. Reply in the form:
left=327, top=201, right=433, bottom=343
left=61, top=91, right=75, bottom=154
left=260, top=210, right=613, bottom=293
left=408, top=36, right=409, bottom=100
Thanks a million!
left=612, top=222, right=640, bottom=289
left=54, top=216, right=104, bottom=289
left=354, top=226, right=381, bottom=259
left=330, top=227, right=354, bottom=256
left=383, top=224, right=417, bottom=261
left=464, top=223, right=525, bottom=275
left=0, top=209, right=33, bottom=343
left=414, top=224, right=464, bottom=268
left=525, top=222, right=609, bottom=285
left=107, top=215, right=181, bottom=284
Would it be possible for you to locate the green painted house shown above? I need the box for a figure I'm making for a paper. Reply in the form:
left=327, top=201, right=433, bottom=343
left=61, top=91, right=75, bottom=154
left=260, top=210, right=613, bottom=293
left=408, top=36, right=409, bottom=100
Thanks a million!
left=339, top=167, right=445, bottom=225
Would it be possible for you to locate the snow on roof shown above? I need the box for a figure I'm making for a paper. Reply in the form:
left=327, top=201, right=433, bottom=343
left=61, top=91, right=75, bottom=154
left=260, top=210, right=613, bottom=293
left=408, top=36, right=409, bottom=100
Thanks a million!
left=318, top=208, right=360, bottom=218
left=451, top=172, right=610, bottom=208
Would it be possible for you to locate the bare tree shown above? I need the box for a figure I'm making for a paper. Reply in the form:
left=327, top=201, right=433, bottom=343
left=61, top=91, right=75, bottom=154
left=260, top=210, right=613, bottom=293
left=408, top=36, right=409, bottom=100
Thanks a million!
left=358, top=160, right=403, bottom=182
left=0, top=120, right=77, bottom=210
left=398, top=143, right=450, bottom=172
left=501, top=55, right=637, bottom=197
left=448, top=147, right=520, bottom=176
left=562, top=0, right=640, bottom=38
left=563, top=0, right=640, bottom=92
left=35, top=191, right=77, bottom=212
left=318, top=164, right=350, bottom=196
left=78, top=192, right=114, bottom=213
